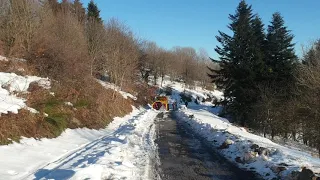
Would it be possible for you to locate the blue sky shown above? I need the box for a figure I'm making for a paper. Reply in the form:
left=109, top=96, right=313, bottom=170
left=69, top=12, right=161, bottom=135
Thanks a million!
left=80, top=0, right=320, bottom=59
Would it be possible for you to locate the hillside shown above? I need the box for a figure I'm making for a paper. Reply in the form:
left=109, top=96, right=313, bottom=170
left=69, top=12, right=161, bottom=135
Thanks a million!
left=0, top=56, right=138, bottom=145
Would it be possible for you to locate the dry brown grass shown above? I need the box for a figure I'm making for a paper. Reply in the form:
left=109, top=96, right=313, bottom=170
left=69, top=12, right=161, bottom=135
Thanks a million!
left=0, top=41, right=4, bottom=55
left=71, top=79, right=133, bottom=129
left=0, top=110, right=56, bottom=144
left=133, top=83, right=156, bottom=106
left=0, top=76, right=135, bottom=144
left=0, top=58, right=37, bottom=76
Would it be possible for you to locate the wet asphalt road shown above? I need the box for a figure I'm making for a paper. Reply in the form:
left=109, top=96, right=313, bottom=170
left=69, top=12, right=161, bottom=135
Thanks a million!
left=154, top=112, right=260, bottom=180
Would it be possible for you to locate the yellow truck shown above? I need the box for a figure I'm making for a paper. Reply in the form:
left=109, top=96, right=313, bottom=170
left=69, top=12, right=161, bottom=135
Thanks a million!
left=152, top=96, right=169, bottom=111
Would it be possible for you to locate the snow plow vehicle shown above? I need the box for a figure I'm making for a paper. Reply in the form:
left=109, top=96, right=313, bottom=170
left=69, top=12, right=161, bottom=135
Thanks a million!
left=152, top=96, right=169, bottom=111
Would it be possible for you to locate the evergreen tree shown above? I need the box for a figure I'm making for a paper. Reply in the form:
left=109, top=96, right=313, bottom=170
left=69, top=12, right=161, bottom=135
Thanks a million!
left=209, top=1, right=265, bottom=126
left=265, top=12, right=297, bottom=94
left=87, top=0, right=102, bottom=23
left=303, top=40, right=320, bottom=66
left=251, top=16, right=266, bottom=79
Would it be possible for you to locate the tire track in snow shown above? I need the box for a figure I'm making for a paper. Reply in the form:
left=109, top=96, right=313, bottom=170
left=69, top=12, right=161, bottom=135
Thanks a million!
left=24, top=109, right=159, bottom=180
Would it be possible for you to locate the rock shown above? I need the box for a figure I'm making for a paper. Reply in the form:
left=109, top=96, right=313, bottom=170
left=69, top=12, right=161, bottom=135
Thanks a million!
left=235, top=156, right=244, bottom=164
left=188, top=114, right=194, bottom=119
left=225, top=139, right=234, bottom=144
left=278, top=163, right=289, bottom=167
left=272, top=166, right=287, bottom=174
left=258, top=147, right=270, bottom=156
left=219, top=139, right=234, bottom=149
left=243, top=151, right=256, bottom=163
left=250, top=144, right=260, bottom=151
left=27, top=81, right=42, bottom=92
left=261, top=153, right=269, bottom=161
left=290, top=171, right=300, bottom=180
left=298, top=167, right=315, bottom=180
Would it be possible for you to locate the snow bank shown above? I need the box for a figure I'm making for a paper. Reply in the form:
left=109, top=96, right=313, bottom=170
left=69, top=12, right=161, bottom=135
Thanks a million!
left=68, top=109, right=158, bottom=180
left=0, top=72, right=50, bottom=115
left=177, top=109, right=320, bottom=179
left=98, top=80, right=137, bottom=100
left=161, top=77, right=320, bottom=179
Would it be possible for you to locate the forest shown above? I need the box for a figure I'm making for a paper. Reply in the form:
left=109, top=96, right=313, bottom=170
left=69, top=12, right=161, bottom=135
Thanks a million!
left=210, top=1, right=320, bottom=155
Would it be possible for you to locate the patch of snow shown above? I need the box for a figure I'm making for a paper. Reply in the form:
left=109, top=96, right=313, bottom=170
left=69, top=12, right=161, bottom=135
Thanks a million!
left=0, top=72, right=50, bottom=92
left=0, top=55, right=8, bottom=61
left=17, top=68, right=25, bottom=72
left=12, top=57, right=27, bottom=62
left=98, top=80, right=137, bottom=100
left=64, top=102, right=73, bottom=107
left=0, top=91, right=25, bottom=115
left=24, top=107, right=39, bottom=114
left=49, top=92, right=55, bottom=96
left=0, top=72, right=50, bottom=115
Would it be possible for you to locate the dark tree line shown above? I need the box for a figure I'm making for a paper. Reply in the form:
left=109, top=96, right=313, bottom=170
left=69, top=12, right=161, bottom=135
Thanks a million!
left=209, top=0, right=320, bottom=155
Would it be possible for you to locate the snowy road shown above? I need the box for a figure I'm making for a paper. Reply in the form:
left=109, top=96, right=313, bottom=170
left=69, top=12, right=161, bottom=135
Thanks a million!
left=24, top=109, right=159, bottom=180
left=155, top=112, right=260, bottom=180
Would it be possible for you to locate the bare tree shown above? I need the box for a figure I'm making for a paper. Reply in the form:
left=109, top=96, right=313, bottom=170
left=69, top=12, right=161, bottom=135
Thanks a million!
left=86, top=19, right=106, bottom=76
left=0, top=0, right=39, bottom=56
left=103, top=18, right=139, bottom=97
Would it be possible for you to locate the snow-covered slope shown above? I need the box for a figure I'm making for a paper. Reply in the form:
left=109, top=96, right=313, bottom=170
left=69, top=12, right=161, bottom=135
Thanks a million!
left=162, top=77, right=320, bottom=179
left=0, top=107, right=159, bottom=180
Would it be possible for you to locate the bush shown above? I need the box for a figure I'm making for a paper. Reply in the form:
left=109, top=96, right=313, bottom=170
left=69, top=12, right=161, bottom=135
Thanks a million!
left=180, top=92, right=192, bottom=102
left=164, top=86, right=173, bottom=96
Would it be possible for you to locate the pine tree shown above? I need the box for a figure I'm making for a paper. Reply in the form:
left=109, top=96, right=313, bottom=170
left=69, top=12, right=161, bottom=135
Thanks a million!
left=87, top=0, right=102, bottom=23
left=251, top=16, right=266, bottom=80
left=209, top=1, right=266, bottom=126
left=303, top=40, right=320, bottom=66
left=265, top=12, right=297, bottom=94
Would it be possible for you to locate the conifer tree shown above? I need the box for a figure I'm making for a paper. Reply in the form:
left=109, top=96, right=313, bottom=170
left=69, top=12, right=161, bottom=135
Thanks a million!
left=209, top=1, right=265, bottom=126
left=87, top=0, right=102, bottom=23
left=265, top=12, right=297, bottom=95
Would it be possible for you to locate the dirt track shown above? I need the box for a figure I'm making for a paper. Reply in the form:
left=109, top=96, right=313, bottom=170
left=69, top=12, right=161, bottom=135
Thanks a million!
left=155, top=112, right=260, bottom=180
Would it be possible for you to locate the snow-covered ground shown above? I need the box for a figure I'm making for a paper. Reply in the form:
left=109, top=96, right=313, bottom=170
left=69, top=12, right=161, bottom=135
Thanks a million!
left=0, top=107, right=159, bottom=180
left=161, top=77, right=320, bottom=179
left=0, top=55, right=159, bottom=180
left=0, top=72, right=50, bottom=115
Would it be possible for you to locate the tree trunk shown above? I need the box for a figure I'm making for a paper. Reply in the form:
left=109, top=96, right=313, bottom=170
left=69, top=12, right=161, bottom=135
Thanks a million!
left=90, top=57, right=96, bottom=76
left=161, top=75, right=164, bottom=87
left=271, top=129, right=275, bottom=140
